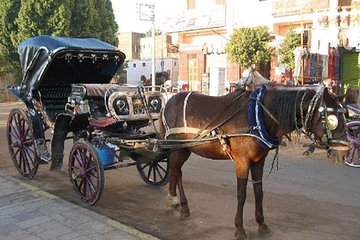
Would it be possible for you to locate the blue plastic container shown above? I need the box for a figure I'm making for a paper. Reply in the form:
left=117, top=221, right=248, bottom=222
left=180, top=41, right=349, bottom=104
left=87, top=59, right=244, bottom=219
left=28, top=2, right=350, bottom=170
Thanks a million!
left=96, top=145, right=115, bottom=166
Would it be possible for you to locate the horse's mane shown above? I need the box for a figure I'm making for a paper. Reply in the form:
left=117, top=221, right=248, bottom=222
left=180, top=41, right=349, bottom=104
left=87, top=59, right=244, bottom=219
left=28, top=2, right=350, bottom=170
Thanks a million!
left=266, top=87, right=303, bottom=133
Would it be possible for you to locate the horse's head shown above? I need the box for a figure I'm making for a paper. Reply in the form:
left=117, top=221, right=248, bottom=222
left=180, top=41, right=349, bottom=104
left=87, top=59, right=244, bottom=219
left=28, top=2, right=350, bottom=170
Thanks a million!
left=306, top=87, right=348, bottom=149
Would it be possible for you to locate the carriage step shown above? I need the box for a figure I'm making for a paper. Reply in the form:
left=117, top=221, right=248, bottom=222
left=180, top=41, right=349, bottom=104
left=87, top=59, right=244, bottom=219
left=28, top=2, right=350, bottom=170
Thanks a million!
left=34, top=139, right=51, bottom=163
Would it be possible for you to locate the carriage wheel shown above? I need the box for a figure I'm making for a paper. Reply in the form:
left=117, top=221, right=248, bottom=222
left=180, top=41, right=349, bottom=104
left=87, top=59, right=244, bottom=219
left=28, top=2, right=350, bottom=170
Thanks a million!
left=68, top=141, right=104, bottom=205
left=136, top=157, right=170, bottom=187
left=7, top=109, right=39, bottom=179
left=345, top=121, right=360, bottom=167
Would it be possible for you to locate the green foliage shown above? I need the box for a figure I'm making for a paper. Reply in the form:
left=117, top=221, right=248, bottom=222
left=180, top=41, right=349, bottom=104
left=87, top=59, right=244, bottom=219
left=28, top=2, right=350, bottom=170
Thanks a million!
left=14, top=0, right=71, bottom=47
left=226, top=26, right=272, bottom=69
left=68, top=0, right=119, bottom=45
left=0, top=0, right=22, bottom=79
left=277, top=28, right=301, bottom=73
left=93, top=0, right=118, bottom=45
left=0, top=0, right=119, bottom=83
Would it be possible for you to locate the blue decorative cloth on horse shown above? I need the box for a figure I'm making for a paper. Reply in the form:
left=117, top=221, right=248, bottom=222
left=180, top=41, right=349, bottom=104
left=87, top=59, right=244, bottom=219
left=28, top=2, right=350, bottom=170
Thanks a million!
left=248, top=86, right=280, bottom=150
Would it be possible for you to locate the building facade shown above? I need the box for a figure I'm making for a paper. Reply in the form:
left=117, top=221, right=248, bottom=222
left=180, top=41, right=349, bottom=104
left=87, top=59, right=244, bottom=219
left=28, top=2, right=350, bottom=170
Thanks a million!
left=118, top=33, right=179, bottom=85
left=118, top=32, right=145, bottom=60
left=163, top=0, right=359, bottom=94
left=163, top=0, right=273, bottom=94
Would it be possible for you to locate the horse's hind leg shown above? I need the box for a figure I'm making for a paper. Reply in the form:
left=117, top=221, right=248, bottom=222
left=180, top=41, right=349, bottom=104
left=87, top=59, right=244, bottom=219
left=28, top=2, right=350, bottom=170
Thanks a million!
left=250, top=158, right=271, bottom=237
left=168, top=149, right=191, bottom=218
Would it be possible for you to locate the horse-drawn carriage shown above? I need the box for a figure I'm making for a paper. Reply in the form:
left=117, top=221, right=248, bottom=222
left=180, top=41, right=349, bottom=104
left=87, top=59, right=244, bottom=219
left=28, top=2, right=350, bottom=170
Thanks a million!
left=6, top=35, right=353, bottom=239
left=6, top=35, right=171, bottom=205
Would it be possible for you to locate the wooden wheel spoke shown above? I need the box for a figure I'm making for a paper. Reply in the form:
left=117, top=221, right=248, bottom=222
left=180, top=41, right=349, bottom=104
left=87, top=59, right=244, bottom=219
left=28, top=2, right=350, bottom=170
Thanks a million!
left=13, top=147, right=21, bottom=158
left=22, top=149, right=32, bottom=173
left=86, top=176, right=97, bottom=194
left=152, top=165, right=157, bottom=182
left=20, top=118, right=26, bottom=138
left=156, top=163, right=167, bottom=173
left=87, top=168, right=98, bottom=178
left=82, top=178, right=88, bottom=197
left=78, top=177, right=85, bottom=193
left=10, top=122, right=20, bottom=139
left=25, top=146, right=35, bottom=154
left=154, top=164, right=164, bottom=179
left=75, top=150, right=84, bottom=167
left=70, top=166, right=81, bottom=179
left=23, top=127, right=31, bottom=140
left=140, top=163, right=150, bottom=170
left=22, top=147, right=33, bottom=165
left=20, top=150, right=28, bottom=173
left=146, top=165, right=153, bottom=180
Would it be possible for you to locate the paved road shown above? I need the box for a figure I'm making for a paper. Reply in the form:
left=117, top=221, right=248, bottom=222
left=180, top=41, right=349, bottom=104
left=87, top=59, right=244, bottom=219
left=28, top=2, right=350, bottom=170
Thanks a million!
left=0, top=102, right=360, bottom=240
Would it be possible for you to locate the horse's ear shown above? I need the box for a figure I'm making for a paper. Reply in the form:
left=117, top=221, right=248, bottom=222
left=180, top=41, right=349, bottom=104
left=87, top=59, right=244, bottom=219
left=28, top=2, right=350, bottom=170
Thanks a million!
left=336, top=93, right=347, bottom=103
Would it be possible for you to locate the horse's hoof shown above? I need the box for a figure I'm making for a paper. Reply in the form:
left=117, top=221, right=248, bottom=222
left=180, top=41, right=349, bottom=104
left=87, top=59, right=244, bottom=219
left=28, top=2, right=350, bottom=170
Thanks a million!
left=235, top=229, right=248, bottom=240
left=180, top=210, right=190, bottom=219
left=167, top=194, right=179, bottom=208
left=171, top=203, right=180, bottom=209
left=257, top=224, right=272, bottom=237
left=302, top=150, right=309, bottom=156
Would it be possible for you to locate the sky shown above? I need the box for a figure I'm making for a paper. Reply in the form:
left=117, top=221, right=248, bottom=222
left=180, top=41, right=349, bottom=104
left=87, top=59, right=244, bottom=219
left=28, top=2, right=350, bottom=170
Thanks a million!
left=110, top=0, right=180, bottom=33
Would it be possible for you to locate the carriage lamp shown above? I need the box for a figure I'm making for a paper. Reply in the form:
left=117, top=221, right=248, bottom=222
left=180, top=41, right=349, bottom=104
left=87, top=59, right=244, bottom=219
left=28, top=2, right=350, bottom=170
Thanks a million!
left=150, top=99, right=159, bottom=111
left=115, top=99, right=129, bottom=114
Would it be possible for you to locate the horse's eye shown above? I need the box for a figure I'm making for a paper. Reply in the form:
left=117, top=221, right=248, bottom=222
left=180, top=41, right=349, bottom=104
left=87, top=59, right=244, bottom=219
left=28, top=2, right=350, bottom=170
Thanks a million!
left=326, top=115, right=338, bottom=130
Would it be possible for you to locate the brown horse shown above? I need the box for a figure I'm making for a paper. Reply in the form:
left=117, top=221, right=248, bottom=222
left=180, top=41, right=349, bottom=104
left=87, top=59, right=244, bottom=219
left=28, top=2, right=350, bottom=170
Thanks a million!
left=159, top=85, right=348, bottom=240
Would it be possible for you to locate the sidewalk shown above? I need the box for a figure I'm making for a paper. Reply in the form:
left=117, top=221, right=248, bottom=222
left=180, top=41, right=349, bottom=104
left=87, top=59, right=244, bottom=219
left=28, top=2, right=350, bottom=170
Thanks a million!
left=0, top=171, right=160, bottom=240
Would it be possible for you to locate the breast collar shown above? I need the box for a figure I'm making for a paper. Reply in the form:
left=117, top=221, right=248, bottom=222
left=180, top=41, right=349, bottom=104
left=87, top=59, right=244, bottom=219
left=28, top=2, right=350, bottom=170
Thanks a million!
left=248, top=86, right=280, bottom=150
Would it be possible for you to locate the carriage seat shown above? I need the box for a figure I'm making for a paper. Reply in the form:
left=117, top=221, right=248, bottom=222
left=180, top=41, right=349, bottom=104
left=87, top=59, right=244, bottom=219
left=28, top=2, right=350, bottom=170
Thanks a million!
left=37, top=87, right=72, bottom=122
left=89, top=117, right=117, bottom=128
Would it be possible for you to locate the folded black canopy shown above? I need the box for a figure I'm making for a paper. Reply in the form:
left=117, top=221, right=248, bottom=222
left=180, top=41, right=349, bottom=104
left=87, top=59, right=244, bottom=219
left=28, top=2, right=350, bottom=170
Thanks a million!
left=18, top=35, right=126, bottom=95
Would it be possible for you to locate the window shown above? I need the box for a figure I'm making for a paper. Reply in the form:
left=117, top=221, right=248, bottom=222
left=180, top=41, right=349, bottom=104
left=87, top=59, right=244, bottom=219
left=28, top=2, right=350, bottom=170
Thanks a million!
left=188, top=54, right=199, bottom=91
left=133, top=63, right=137, bottom=68
left=142, top=62, right=146, bottom=67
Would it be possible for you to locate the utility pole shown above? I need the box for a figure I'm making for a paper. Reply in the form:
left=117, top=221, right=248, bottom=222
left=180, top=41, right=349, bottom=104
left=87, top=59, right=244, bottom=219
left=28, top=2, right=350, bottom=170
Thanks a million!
left=137, top=3, right=156, bottom=88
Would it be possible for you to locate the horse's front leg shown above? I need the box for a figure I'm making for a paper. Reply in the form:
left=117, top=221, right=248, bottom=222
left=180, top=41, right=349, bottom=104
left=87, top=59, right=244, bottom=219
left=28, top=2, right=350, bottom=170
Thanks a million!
left=250, top=158, right=271, bottom=237
left=167, top=149, right=191, bottom=218
left=234, top=161, right=249, bottom=240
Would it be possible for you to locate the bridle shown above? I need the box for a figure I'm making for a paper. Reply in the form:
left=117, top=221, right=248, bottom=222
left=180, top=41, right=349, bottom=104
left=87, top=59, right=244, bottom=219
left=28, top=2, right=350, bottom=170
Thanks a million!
left=294, top=87, right=348, bottom=149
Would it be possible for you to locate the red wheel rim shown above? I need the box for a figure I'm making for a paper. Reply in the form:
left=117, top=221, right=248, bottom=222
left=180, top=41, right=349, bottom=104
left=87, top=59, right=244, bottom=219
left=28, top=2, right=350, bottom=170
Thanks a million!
left=69, top=141, right=104, bottom=205
left=7, top=109, right=38, bottom=178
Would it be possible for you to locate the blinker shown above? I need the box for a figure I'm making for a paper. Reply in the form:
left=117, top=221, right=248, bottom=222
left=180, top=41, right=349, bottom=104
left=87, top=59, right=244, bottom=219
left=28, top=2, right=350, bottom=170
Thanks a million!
left=326, top=115, right=338, bottom=130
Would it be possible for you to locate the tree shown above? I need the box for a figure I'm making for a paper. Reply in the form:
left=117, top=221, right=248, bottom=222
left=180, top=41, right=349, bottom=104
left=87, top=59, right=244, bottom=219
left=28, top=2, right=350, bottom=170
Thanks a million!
left=277, top=28, right=301, bottom=73
left=0, top=0, right=119, bottom=83
left=93, top=0, right=118, bottom=45
left=68, top=0, right=99, bottom=38
left=226, top=26, right=272, bottom=69
left=0, top=0, right=21, bottom=76
left=14, top=0, right=72, bottom=47
left=68, top=0, right=118, bottom=46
